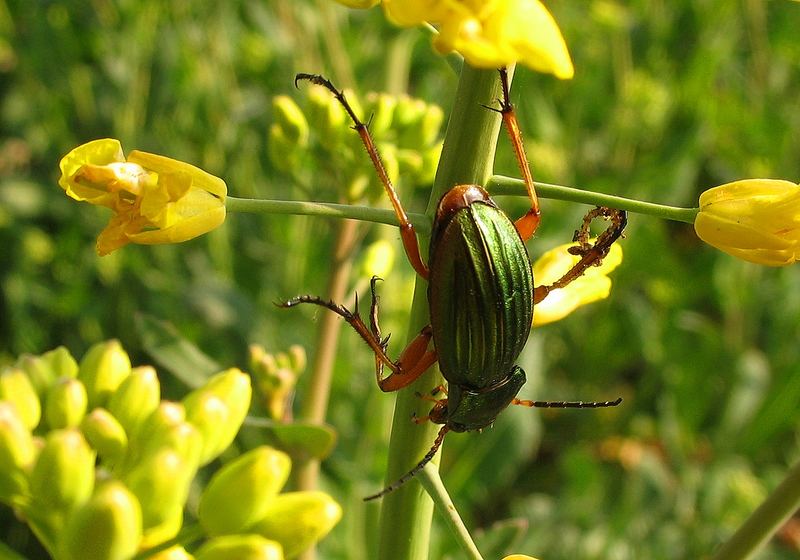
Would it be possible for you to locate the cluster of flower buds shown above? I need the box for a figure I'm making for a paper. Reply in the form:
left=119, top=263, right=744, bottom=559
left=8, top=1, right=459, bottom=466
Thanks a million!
left=269, top=85, right=443, bottom=202
left=248, top=344, right=306, bottom=422
left=0, top=341, right=340, bottom=560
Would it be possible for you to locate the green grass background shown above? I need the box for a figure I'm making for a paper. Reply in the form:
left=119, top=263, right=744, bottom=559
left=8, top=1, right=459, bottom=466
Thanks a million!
left=2, top=1, right=800, bottom=558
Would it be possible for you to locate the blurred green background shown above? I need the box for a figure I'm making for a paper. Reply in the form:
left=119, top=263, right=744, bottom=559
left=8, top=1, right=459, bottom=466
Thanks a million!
left=2, top=1, right=800, bottom=558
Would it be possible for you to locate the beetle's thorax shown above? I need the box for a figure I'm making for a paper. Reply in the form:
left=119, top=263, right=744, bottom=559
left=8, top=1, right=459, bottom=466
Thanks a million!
left=434, top=184, right=495, bottom=227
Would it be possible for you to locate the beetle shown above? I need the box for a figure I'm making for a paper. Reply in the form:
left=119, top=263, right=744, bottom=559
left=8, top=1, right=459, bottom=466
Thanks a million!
left=280, top=69, right=627, bottom=500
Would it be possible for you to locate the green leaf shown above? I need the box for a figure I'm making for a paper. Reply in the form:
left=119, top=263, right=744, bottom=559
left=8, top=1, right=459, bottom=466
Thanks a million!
left=135, top=314, right=220, bottom=388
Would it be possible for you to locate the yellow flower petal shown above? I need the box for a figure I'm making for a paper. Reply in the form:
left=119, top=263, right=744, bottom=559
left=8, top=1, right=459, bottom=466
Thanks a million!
left=694, top=179, right=800, bottom=266
left=59, top=139, right=227, bottom=256
left=533, top=241, right=622, bottom=326
left=382, top=0, right=573, bottom=78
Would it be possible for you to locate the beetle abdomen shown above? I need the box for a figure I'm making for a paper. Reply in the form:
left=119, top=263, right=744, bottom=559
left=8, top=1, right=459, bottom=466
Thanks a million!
left=428, top=185, right=534, bottom=389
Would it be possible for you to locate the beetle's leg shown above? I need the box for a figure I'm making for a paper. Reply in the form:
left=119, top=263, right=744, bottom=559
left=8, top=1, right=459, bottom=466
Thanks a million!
left=364, top=424, right=450, bottom=501
left=295, top=73, right=429, bottom=279
left=414, top=385, right=447, bottom=403
left=497, top=67, right=541, bottom=242
left=277, top=290, right=437, bottom=392
left=533, top=207, right=628, bottom=304
left=513, top=397, right=622, bottom=408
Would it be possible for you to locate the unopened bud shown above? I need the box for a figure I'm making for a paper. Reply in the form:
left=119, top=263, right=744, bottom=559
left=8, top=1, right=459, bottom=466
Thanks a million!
left=194, top=535, right=283, bottom=560
left=183, top=369, right=251, bottom=465
left=78, top=340, right=131, bottom=409
left=130, top=402, right=202, bottom=469
left=148, top=545, right=195, bottom=560
left=250, top=347, right=298, bottom=422
left=359, top=239, right=396, bottom=280
left=80, top=408, right=127, bottom=465
left=107, top=365, right=160, bottom=437
left=272, top=95, right=309, bottom=148
left=0, top=367, right=41, bottom=430
left=250, top=491, right=342, bottom=558
left=198, top=446, right=291, bottom=536
left=60, top=481, right=142, bottom=560
left=365, top=92, right=397, bottom=138
left=0, top=402, right=35, bottom=500
left=30, top=429, right=95, bottom=513
left=44, top=378, right=88, bottom=429
left=123, top=448, right=196, bottom=535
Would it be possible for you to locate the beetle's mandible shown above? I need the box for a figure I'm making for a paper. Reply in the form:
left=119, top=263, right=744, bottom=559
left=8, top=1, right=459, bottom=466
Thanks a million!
left=280, top=69, right=627, bottom=500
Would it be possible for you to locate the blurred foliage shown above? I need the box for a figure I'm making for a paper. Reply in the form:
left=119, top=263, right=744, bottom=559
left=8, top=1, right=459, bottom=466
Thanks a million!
left=2, top=0, right=800, bottom=559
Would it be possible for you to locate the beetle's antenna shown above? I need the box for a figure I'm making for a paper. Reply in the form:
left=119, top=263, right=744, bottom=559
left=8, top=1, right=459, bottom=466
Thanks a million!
left=364, top=424, right=449, bottom=501
left=513, top=397, right=622, bottom=408
left=294, top=73, right=429, bottom=279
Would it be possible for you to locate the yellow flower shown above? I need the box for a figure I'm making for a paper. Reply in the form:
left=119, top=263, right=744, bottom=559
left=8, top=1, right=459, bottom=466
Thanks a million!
left=533, top=241, right=623, bottom=326
left=59, top=139, right=227, bottom=256
left=502, top=555, right=540, bottom=560
left=694, top=179, right=800, bottom=266
left=337, top=0, right=574, bottom=78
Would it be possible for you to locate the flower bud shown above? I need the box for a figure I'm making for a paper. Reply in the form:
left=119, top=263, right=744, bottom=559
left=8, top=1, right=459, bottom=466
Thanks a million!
left=359, top=239, right=395, bottom=281
left=44, top=378, right=88, bottom=429
left=183, top=369, right=251, bottom=465
left=306, top=84, right=349, bottom=150
left=60, top=481, right=142, bottom=560
left=107, top=365, right=160, bottom=437
left=250, top=491, right=342, bottom=558
left=198, top=446, right=291, bottom=536
left=272, top=95, right=309, bottom=148
left=286, top=345, right=306, bottom=374
left=148, top=545, right=195, bottom=560
left=694, top=179, right=800, bottom=265
left=0, top=367, right=41, bottom=430
left=129, top=402, right=202, bottom=469
left=123, top=448, right=196, bottom=536
left=194, top=535, right=283, bottom=560
left=30, top=429, right=95, bottom=513
left=502, top=556, right=540, bottom=560
left=267, top=125, right=300, bottom=174
left=140, top=505, right=184, bottom=549
left=0, top=402, right=36, bottom=500
left=78, top=340, right=131, bottom=409
left=364, top=92, right=397, bottom=138
left=80, top=408, right=127, bottom=465
left=17, top=347, right=76, bottom=397
left=249, top=347, right=299, bottom=422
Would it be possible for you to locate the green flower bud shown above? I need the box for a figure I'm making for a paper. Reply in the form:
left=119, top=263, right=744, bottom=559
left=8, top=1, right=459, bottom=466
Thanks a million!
left=250, top=491, right=342, bottom=558
left=419, top=142, right=443, bottom=186
left=307, top=84, right=348, bottom=150
left=346, top=173, right=370, bottom=202
left=0, top=367, right=41, bottom=430
left=195, top=535, right=283, bottom=560
left=183, top=369, right=251, bottom=465
left=123, top=448, right=196, bottom=535
left=0, top=401, right=35, bottom=501
left=17, top=346, right=78, bottom=397
left=78, top=340, right=131, bottom=409
left=80, top=408, right=127, bottom=465
left=30, top=429, right=95, bottom=513
left=107, top=365, right=160, bottom=437
left=129, top=402, right=202, bottom=469
left=359, top=239, right=395, bottom=281
left=267, top=125, right=299, bottom=174
left=148, top=545, right=195, bottom=560
left=272, top=95, right=309, bottom=148
left=198, top=446, right=291, bottom=536
left=249, top=346, right=298, bottom=422
left=364, top=92, right=397, bottom=138
left=140, top=505, right=183, bottom=549
left=286, top=345, right=306, bottom=374
left=44, top=378, right=88, bottom=429
left=393, top=96, right=426, bottom=132
left=418, top=104, right=444, bottom=148
left=61, top=481, right=142, bottom=560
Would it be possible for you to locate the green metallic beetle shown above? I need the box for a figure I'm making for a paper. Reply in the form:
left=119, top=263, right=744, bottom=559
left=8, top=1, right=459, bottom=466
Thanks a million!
left=281, top=69, right=627, bottom=499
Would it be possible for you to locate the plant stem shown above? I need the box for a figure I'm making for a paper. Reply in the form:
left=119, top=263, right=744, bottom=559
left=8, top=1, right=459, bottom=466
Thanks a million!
left=709, top=457, right=800, bottom=560
left=294, top=218, right=360, bottom=560
left=487, top=175, right=699, bottom=223
left=417, top=464, right=483, bottom=560
left=375, top=65, right=509, bottom=560
left=225, top=183, right=699, bottom=229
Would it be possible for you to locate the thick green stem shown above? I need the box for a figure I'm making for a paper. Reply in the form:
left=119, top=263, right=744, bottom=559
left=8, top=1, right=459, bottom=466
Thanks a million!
left=374, top=65, right=508, bottom=560
left=710, top=457, right=800, bottom=560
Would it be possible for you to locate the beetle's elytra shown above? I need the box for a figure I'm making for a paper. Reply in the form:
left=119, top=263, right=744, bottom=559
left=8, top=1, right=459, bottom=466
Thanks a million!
left=281, top=69, right=627, bottom=500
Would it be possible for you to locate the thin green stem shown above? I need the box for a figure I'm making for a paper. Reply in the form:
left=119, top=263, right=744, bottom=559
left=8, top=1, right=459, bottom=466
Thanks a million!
left=417, top=464, right=483, bottom=560
left=226, top=182, right=698, bottom=231
left=488, top=175, right=699, bottom=224
left=710, top=457, right=800, bottom=560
